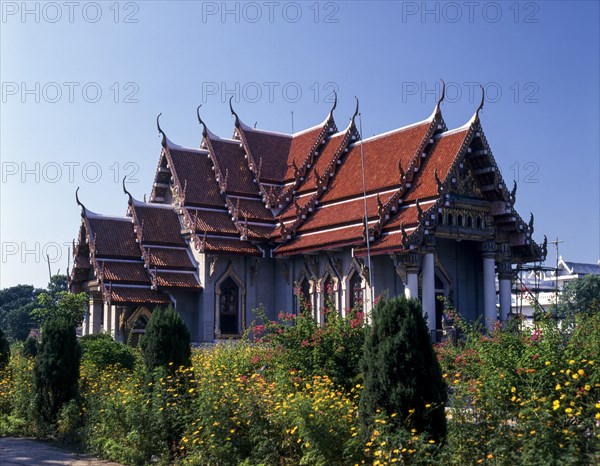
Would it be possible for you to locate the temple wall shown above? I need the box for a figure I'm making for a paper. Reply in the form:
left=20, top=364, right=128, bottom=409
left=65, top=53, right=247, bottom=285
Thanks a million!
left=169, top=291, right=200, bottom=343
left=435, top=238, right=484, bottom=322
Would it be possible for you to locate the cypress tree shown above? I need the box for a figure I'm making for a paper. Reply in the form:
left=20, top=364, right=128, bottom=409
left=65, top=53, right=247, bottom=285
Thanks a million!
left=140, top=306, right=191, bottom=373
left=0, top=327, right=10, bottom=369
left=23, top=335, right=39, bottom=358
left=34, top=315, right=81, bottom=423
left=359, top=296, right=447, bottom=442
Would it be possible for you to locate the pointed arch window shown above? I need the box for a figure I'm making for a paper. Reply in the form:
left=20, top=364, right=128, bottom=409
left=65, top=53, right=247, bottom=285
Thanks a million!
left=349, top=272, right=364, bottom=311
left=219, top=277, right=239, bottom=335
left=294, top=276, right=312, bottom=314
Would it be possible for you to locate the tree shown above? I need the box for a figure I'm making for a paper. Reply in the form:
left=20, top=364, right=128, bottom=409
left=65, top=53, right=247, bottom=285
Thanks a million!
left=0, top=284, right=40, bottom=340
left=140, top=306, right=191, bottom=373
left=34, top=315, right=81, bottom=423
left=359, top=296, right=448, bottom=442
left=31, top=291, right=87, bottom=328
left=558, top=274, right=600, bottom=320
left=23, top=336, right=39, bottom=358
left=0, top=327, right=10, bottom=369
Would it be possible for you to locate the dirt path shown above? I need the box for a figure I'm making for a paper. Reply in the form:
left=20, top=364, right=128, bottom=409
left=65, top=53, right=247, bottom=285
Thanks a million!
left=0, top=437, right=123, bottom=466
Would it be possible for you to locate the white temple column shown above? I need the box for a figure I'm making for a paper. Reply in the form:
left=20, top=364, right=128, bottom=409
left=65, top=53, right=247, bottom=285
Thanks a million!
left=499, top=275, right=512, bottom=322
left=422, top=252, right=436, bottom=331
left=110, top=306, right=121, bottom=341
left=82, top=301, right=90, bottom=336
left=405, top=268, right=419, bottom=300
left=482, top=240, right=497, bottom=330
left=89, top=295, right=103, bottom=334
left=103, top=302, right=111, bottom=334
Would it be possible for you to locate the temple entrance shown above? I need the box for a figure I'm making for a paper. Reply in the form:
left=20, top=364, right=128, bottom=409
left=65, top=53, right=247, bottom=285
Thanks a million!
left=219, top=277, right=239, bottom=335
left=126, top=306, right=152, bottom=346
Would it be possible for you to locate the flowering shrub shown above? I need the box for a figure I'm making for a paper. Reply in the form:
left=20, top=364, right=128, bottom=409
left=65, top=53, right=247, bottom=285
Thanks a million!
left=0, top=303, right=598, bottom=465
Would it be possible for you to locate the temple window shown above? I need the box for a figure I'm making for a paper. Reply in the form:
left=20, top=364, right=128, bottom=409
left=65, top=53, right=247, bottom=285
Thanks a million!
left=458, top=214, right=464, bottom=227
left=467, top=215, right=473, bottom=228
left=447, top=213, right=454, bottom=226
left=477, top=216, right=483, bottom=229
left=349, top=272, right=364, bottom=311
left=438, top=212, right=444, bottom=225
left=219, top=277, right=239, bottom=335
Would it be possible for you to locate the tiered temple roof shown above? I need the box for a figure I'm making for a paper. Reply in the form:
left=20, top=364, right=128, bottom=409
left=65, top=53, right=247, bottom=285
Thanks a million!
left=70, top=87, right=545, bottom=300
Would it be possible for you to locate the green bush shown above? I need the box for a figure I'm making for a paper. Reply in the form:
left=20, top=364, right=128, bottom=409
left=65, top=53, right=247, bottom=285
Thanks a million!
left=80, top=333, right=135, bottom=371
left=34, top=315, right=81, bottom=423
left=0, top=328, right=9, bottom=370
left=22, top=336, right=39, bottom=358
left=140, top=306, right=191, bottom=373
left=359, top=296, right=447, bottom=442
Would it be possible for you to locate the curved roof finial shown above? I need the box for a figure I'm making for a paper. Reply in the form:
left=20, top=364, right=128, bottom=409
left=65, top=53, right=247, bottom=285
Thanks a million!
left=196, top=104, right=208, bottom=137
left=156, top=113, right=167, bottom=147
left=330, top=90, right=337, bottom=114
left=75, top=186, right=86, bottom=211
left=350, top=96, right=359, bottom=124
left=475, top=84, right=485, bottom=119
left=229, top=96, right=240, bottom=127
left=122, top=176, right=133, bottom=203
left=437, top=79, right=446, bottom=107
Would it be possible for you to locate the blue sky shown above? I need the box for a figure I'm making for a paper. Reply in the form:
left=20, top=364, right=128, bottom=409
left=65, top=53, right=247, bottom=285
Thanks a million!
left=1, top=1, right=599, bottom=288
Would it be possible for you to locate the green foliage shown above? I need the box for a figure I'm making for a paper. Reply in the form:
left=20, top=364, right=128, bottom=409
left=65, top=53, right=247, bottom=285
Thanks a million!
left=31, top=291, right=87, bottom=328
left=80, top=333, right=136, bottom=371
left=22, top=336, right=39, bottom=358
left=434, top=309, right=600, bottom=465
left=557, top=274, right=600, bottom=324
left=359, top=296, right=448, bottom=442
left=140, top=306, right=191, bottom=373
left=247, top=302, right=365, bottom=390
left=0, top=284, right=40, bottom=341
left=0, top=328, right=10, bottom=369
left=34, top=315, right=81, bottom=423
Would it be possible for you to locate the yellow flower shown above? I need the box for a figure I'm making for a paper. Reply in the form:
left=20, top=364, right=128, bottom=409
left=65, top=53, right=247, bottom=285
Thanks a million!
left=487, top=454, right=494, bottom=459
left=578, top=369, right=585, bottom=376
left=565, top=408, right=573, bottom=414
left=553, top=400, right=560, bottom=410
left=555, top=383, right=562, bottom=390
left=545, top=361, right=551, bottom=366
left=511, top=386, right=516, bottom=393
left=572, top=373, right=579, bottom=380
left=530, top=430, right=536, bottom=435
left=568, top=360, right=575, bottom=365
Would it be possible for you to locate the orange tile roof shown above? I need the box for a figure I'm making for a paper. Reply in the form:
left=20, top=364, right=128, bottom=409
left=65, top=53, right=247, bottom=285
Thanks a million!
left=132, top=201, right=187, bottom=246
left=98, top=260, right=149, bottom=285
left=154, top=271, right=201, bottom=289
left=144, top=247, right=196, bottom=271
left=109, top=286, right=171, bottom=305
left=320, top=121, right=432, bottom=203
left=168, top=148, right=224, bottom=208
left=86, top=214, right=139, bottom=259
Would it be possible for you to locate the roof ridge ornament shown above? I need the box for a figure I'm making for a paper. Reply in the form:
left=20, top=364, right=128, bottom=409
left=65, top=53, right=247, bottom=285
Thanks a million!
left=436, top=79, right=446, bottom=111
left=229, top=96, right=240, bottom=127
left=475, top=84, right=485, bottom=120
left=75, top=186, right=86, bottom=211
left=156, top=113, right=167, bottom=148
left=122, top=176, right=133, bottom=204
left=196, top=104, right=208, bottom=137
left=328, top=90, right=337, bottom=117
left=351, top=96, right=359, bottom=125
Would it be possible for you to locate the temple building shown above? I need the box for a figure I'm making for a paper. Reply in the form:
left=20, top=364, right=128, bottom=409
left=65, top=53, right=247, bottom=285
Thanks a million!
left=70, top=86, right=546, bottom=343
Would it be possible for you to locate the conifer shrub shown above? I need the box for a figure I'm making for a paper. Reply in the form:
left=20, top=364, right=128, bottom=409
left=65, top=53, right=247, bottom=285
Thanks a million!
left=33, top=315, right=81, bottom=423
left=80, top=333, right=135, bottom=370
left=0, top=328, right=9, bottom=370
left=22, top=336, right=39, bottom=358
left=359, top=296, right=447, bottom=442
left=140, top=306, right=191, bottom=373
